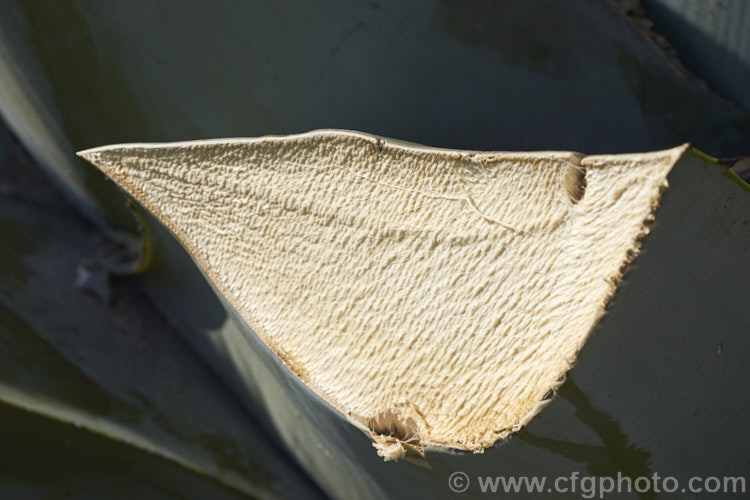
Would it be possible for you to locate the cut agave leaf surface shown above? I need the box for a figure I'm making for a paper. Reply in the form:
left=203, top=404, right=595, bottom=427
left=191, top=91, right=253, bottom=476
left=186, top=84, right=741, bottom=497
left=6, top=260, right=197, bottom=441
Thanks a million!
left=79, top=130, right=688, bottom=460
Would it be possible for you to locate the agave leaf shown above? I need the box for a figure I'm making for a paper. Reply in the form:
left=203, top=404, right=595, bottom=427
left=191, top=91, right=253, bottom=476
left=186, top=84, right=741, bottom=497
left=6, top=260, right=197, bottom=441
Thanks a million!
left=79, top=133, right=750, bottom=498
left=1, top=1, right=749, bottom=497
left=78, top=131, right=691, bottom=458
left=0, top=142, right=323, bottom=499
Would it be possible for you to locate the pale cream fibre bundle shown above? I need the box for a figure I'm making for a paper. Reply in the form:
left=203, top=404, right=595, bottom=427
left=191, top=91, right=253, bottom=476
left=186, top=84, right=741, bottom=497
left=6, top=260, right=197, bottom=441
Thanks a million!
left=79, top=131, right=687, bottom=460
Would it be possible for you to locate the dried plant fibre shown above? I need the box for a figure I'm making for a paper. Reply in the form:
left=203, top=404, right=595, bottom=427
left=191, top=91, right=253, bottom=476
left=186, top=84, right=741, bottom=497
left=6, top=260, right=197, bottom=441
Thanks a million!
left=79, top=130, right=687, bottom=460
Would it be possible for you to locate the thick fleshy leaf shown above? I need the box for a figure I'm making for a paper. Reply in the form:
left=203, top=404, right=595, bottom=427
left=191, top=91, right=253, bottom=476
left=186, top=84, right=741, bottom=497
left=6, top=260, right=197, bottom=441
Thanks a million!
left=1, top=2, right=749, bottom=498
left=80, top=133, right=750, bottom=498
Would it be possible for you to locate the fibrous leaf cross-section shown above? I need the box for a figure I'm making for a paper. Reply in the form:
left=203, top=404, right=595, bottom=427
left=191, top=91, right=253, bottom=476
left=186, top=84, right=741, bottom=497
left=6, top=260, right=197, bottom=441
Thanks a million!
left=79, top=131, right=687, bottom=460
